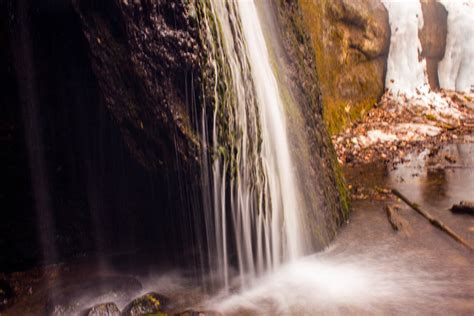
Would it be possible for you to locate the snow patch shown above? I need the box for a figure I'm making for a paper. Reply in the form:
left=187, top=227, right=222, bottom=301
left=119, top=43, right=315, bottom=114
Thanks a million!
left=366, top=130, right=398, bottom=144
left=357, top=124, right=441, bottom=148
left=387, top=86, right=463, bottom=120
left=395, top=123, right=441, bottom=137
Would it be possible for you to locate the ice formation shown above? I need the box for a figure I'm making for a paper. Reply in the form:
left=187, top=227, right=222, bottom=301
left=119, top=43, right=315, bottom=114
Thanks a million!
left=382, top=0, right=428, bottom=95
left=438, top=0, right=474, bottom=93
left=381, top=0, right=472, bottom=120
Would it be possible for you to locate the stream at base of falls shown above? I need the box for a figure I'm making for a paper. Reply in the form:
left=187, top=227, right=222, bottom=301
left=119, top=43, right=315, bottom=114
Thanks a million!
left=4, top=140, right=474, bottom=315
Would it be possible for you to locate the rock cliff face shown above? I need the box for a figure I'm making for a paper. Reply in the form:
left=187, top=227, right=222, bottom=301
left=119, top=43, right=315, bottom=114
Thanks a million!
left=74, top=0, right=202, bottom=171
left=77, top=0, right=349, bottom=248
left=1, top=0, right=347, bottom=271
left=272, top=0, right=350, bottom=242
left=1, top=0, right=207, bottom=270
left=300, top=0, right=390, bottom=134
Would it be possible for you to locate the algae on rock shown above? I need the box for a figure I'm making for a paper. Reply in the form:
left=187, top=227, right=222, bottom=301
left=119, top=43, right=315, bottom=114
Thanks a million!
left=299, top=0, right=390, bottom=134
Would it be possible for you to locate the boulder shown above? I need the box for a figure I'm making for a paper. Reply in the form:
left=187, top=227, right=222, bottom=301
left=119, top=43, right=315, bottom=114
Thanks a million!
left=300, top=0, right=390, bottom=134
left=121, top=292, right=169, bottom=316
left=86, top=302, right=121, bottom=316
left=419, top=0, right=448, bottom=89
left=46, top=276, right=142, bottom=315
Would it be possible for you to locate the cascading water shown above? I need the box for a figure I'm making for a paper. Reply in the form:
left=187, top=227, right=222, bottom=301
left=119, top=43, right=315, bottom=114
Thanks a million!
left=237, top=0, right=305, bottom=266
left=198, top=0, right=307, bottom=289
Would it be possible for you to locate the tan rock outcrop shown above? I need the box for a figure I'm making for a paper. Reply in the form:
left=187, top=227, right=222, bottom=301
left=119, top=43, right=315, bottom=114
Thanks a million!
left=419, top=0, right=448, bottom=90
left=300, top=0, right=390, bottom=134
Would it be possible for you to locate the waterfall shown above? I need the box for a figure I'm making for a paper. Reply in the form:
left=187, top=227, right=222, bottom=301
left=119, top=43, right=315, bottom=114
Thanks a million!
left=198, top=0, right=307, bottom=289
left=237, top=0, right=304, bottom=266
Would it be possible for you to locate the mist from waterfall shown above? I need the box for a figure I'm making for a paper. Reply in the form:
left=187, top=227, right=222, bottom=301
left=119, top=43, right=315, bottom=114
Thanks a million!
left=199, top=0, right=307, bottom=290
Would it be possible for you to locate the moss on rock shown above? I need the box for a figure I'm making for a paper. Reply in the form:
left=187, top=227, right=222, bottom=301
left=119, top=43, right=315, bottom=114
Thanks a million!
left=299, top=0, right=390, bottom=134
left=274, top=0, right=351, bottom=244
left=121, top=292, right=169, bottom=316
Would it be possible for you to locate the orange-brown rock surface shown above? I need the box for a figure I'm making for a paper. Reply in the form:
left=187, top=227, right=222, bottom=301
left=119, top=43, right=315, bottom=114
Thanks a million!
left=300, top=0, right=390, bottom=134
left=419, top=0, right=448, bottom=90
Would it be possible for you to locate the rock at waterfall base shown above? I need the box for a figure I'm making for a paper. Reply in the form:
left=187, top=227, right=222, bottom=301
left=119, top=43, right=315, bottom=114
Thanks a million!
left=46, top=276, right=142, bottom=315
left=177, top=310, right=222, bottom=316
left=86, top=302, right=120, bottom=316
left=121, top=292, right=169, bottom=316
left=451, top=201, right=474, bottom=216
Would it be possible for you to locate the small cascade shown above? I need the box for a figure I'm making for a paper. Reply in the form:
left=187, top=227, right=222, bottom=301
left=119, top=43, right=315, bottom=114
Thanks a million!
left=198, top=0, right=307, bottom=289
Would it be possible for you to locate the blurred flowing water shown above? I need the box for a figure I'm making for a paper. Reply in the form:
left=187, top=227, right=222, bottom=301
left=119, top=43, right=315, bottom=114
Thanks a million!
left=5, top=140, right=473, bottom=314
left=5, top=0, right=474, bottom=314
left=199, top=0, right=309, bottom=289
left=205, top=249, right=447, bottom=315
left=201, top=141, right=474, bottom=315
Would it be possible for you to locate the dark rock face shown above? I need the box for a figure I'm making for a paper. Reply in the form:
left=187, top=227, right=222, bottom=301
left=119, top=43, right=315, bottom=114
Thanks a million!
left=419, top=0, right=448, bottom=90
left=0, top=279, right=14, bottom=311
left=0, top=0, right=42, bottom=271
left=0, top=0, right=347, bottom=274
left=74, top=0, right=202, bottom=170
left=1, top=0, right=206, bottom=271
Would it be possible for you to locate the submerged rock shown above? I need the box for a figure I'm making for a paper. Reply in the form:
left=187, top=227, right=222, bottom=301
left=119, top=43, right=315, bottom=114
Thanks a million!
left=86, top=302, right=121, bottom=316
left=385, top=205, right=412, bottom=235
left=122, top=292, right=169, bottom=316
left=451, top=201, right=474, bottom=216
